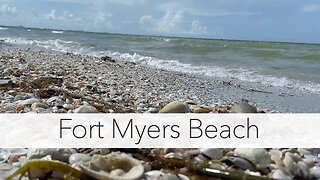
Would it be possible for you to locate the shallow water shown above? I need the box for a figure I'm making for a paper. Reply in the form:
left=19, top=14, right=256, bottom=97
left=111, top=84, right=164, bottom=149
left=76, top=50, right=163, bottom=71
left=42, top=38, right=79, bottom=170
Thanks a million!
left=1, top=26, right=320, bottom=94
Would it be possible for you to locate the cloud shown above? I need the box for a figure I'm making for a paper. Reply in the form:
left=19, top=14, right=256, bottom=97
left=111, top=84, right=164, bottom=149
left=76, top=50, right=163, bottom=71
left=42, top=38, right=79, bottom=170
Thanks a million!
left=106, top=0, right=146, bottom=6
left=154, top=10, right=184, bottom=33
left=301, top=3, right=320, bottom=12
left=139, top=15, right=155, bottom=25
left=158, top=2, right=260, bottom=18
left=188, top=20, right=207, bottom=34
left=44, top=9, right=82, bottom=22
left=0, top=4, right=17, bottom=16
left=45, top=9, right=56, bottom=20
left=189, top=10, right=261, bottom=17
left=140, top=11, right=208, bottom=36
left=94, top=12, right=113, bottom=29
left=139, top=10, right=184, bottom=34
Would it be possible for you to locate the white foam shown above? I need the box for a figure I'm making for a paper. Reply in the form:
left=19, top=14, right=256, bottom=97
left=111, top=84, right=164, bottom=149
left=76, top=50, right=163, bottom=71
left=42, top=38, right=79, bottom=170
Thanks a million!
left=0, top=27, right=8, bottom=30
left=4, top=37, right=320, bottom=93
left=51, top=30, right=64, bottom=34
left=103, top=51, right=320, bottom=93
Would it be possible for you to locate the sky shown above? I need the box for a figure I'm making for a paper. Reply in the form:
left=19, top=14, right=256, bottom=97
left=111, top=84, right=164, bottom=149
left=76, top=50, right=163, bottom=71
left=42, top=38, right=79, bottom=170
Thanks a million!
left=0, top=0, right=320, bottom=43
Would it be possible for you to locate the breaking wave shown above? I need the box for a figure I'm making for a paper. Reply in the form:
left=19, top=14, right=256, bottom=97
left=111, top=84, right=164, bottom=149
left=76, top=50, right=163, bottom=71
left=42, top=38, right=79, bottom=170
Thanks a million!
left=51, top=30, right=64, bottom=34
left=3, top=37, right=320, bottom=93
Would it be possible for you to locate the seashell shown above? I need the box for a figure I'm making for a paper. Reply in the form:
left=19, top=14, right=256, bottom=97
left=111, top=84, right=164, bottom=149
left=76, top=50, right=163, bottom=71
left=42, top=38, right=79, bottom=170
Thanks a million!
left=294, top=161, right=309, bottom=179
left=222, top=156, right=255, bottom=171
left=146, top=107, right=158, bottom=113
left=194, top=107, right=211, bottom=113
left=234, top=148, right=271, bottom=168
left=310, top=167, right=320, bottom=179
left=0, top=148, right=29, bottom=163
left=159, top=101, right=189, bottom=113
left=63, top=103, right=74, bottom=110
left=47, top=96, right=60, bottom=104
left=229, top=101, right=257, bottom=113
left=69, top=153, right=92, bottom=165
left=282, top=152, right=309, bottom=178
left=269, top=149, right=284, bottom=167
left=200, top=148, right=223, bottom=160
left=31, top=102, right=48, bottom=111
left=27, top=148, right=75, bottom=163
left=271, top=169, right=291, bottom=180
left=144, top=170, right=189, bottom=180
left=73, top=105, right=99, bottom=113
left=79, top=152, right=144, bottom=180
left=18, top=98, right=40, bottom=106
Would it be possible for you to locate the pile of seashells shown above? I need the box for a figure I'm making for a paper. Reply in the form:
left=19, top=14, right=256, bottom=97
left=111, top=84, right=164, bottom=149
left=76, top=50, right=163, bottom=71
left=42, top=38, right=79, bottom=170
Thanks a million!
left=1, top=49, right=318, bottom=179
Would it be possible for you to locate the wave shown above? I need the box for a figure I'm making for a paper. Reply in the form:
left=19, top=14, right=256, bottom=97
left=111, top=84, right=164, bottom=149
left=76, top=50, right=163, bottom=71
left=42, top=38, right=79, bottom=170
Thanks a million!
left=3, top=38, right=94, bottom=53
left=0, top=27, right=8, bottom=30
left=103, top=51, right=320, bottom=93
left=3, top=37, right=320, bottom=93
left=51, top=30, right=64, bottom=34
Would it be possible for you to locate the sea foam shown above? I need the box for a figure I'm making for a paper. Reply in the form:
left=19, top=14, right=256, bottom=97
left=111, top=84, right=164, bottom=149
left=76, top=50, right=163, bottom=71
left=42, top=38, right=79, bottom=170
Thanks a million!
left=4, top=37, right=320, bottom=94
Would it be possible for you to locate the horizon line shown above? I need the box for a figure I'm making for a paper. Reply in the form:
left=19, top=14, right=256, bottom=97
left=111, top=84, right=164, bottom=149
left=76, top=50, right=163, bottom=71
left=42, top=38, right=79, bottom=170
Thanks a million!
left=1, top=24, right=319, bottom=46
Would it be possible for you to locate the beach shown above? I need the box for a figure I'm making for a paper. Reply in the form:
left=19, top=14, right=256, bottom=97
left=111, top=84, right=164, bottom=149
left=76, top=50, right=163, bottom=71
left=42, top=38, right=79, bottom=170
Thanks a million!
left=1, top=26, right=320, bottom=113
left=1, top=27, right=320, bottom=179
left=1, top=41, right=320, bottom=179
left=1, top=42, right=320, bottom=113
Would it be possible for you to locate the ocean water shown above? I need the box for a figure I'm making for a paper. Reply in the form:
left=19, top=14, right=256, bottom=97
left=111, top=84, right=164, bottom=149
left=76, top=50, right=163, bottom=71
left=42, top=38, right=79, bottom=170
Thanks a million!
left=1, top=26, right=320, bottom=93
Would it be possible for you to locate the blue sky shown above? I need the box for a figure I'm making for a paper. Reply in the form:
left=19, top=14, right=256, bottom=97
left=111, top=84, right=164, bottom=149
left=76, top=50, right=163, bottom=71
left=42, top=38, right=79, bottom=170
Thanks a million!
left=0, top=0, right=320, bottom=43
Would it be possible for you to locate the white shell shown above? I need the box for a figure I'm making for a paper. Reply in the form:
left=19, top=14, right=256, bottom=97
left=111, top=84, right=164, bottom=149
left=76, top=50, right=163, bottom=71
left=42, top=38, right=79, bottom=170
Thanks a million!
left=234, top=148, right=271, bottom=168
left=79, top=152, right=144, bottom=180
left=69, top=153, right=92, bottom=164
left=73, top=105, right=99, bottom=113
left=144, top=170, right=189, bottom=180
left=200, top=148, right=223, bottom=160
left=271, top=169, right=291, bottom=180
left=0, top=148, right=29, bottom=162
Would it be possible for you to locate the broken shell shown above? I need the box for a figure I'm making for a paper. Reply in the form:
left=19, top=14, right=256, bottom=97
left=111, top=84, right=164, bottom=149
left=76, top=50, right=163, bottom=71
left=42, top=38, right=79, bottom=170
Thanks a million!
left=221, top=156, right=255, bottom=171
left=200, top=148, right=223, bottom=160
left=229, top=102, right=257, bottom=113
left=234, top=148, right=271, bottom=168
left=73, top=105, right=99, bottom=113
left=69, top=153, right=92, bottom=165
left=271, top=169, right=291, bottom=180
left=0, top=148, right=28, bottom=163
left=79, top=152, right=144, bottom=180
left=144, top=170, right=189, bottom=180
left=27, top=148, right=75, bottom=163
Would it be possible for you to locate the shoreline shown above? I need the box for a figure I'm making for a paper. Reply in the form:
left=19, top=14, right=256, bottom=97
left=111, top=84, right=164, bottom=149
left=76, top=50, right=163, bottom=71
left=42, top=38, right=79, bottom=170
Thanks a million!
left=1, top=45, right=320, bottom=179
left=1, top=44, right=320, bottom=113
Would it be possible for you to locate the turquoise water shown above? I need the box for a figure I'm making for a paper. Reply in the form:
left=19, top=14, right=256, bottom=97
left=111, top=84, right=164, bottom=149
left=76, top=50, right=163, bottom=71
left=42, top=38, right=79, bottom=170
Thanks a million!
left=1, top=26, right=320, bottom=93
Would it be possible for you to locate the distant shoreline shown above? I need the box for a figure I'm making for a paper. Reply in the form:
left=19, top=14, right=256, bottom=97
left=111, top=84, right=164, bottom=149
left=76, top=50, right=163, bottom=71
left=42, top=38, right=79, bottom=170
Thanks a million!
left=1, top=24, right=320, bottom=45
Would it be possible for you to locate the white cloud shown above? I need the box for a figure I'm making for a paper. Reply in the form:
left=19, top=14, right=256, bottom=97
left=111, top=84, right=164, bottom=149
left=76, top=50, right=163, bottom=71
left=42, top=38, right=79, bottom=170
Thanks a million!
left=154, top=10, right=184, bottom=33
left=158, top=2, right=260, bottom=17
left=188, top=20, right=207, bottom=34
left=106, top=0, right=146, bottom=6
left=140, top=10, right=208, bottom=36
left=139, top=15, right=154, bottom=24
left=45, top=9, right=56, bottom=20
left=94, top=12, right=113, bottom=29
left=0, top=4, right=16, bottom=16
left=189, top=10, right=261, bottom=17
left=301, top=3, right=320, bottom=12
left=44, top=9, right=82, bottom=22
